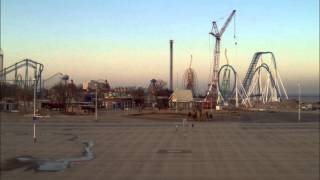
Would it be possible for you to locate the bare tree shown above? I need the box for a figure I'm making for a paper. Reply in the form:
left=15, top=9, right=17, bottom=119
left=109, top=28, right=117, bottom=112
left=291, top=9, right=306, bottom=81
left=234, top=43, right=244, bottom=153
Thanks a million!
left=0, top=83, right=33, bottom=112
left=148, top=79, right=168, bottom=95
left=17, top=86, right=33, bottom=112
left=49, top=82, right=67, bottom=111
left=156, top=80, right=167, bottom=91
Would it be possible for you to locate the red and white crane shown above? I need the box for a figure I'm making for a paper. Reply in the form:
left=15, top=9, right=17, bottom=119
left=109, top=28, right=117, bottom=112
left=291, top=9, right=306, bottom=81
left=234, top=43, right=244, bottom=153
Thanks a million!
left=206, top=10, right=236, bottom=106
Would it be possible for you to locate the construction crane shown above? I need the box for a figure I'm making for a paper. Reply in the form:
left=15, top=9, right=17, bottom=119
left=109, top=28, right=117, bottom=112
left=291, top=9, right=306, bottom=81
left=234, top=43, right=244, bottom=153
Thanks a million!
left=206, top=10, right=236, bottom=106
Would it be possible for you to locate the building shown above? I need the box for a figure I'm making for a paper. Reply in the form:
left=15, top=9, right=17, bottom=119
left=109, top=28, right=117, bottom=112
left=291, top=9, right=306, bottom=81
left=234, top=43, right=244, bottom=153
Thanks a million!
left=169, top=89, right=194, bottom=110
left=104, top=87, right=135, bottom=110
left=0, top=98, right=18, bottom=112
left=83, top=80, right=110, bottom=91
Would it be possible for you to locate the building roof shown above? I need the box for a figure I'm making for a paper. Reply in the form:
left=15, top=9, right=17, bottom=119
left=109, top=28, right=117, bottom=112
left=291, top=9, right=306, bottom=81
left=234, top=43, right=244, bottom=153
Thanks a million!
left=169, top=89, right=193, bottom=102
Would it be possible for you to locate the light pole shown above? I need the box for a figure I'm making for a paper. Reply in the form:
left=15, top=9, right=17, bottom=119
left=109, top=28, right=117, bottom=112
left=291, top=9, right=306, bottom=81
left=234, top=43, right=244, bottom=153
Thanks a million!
left=94, top=82, right=99, bottom=121
left=211, top=92, right=213, bottom=113
left=33, top=77, right=37, bottom=143
left=95, top=83, right=98, bottom=121
left=235, top=76, right=239, bottom=108
left=175, top=100, right=178, bottom=113
left=298, top=83, right=301, bottom=122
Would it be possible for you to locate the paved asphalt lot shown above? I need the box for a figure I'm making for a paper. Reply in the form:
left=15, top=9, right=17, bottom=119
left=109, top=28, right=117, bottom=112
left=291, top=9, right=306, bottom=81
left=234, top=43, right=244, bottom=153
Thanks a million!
left=1, top=111, right=319, bottom=180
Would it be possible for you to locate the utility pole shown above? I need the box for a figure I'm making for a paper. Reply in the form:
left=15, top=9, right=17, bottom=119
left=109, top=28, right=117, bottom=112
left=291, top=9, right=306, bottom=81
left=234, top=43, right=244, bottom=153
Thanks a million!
left=33, top=78, right=37, bottom=143
left=176, top=100, right=178, bottom=113
left=211, top=92, right=213, bottom=113
left=95, top=85, right=98, bottom=121
left=236, top=76, right=239, bottom=108
left=298, top=83, right=301, bottom=122
left=169, top=40, right=174, bottom=91
left=176, top=72, right=179, bottom=90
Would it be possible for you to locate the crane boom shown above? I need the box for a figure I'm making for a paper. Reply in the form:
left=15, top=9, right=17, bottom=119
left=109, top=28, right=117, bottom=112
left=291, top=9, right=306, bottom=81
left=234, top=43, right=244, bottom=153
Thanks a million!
left=220, top=10, right=236, bottom=36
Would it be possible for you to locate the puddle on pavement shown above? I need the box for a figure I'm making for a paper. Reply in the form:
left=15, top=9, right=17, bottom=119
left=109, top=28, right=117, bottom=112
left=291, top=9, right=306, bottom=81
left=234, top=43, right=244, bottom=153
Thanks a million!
left=1, top=141, right=94, bottom=172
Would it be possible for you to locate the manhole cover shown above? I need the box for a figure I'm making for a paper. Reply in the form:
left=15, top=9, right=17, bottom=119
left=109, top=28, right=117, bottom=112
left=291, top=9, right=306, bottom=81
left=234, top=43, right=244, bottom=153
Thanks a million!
left=157, top=149, right=192, bottom=154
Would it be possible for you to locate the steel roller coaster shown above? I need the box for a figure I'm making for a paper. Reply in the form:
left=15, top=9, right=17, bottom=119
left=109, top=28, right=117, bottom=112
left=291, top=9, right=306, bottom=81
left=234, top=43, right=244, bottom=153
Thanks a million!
left=0, top=59, right=44, bottom=92
left=217, top=52, right=288, bottom=107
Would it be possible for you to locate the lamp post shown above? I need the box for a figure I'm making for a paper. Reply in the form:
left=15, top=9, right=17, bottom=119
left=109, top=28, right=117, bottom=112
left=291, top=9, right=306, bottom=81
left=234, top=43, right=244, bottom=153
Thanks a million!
left=298, top=83, right=301, bottom=122
left=235, top=76, right=239, bottom=108
left=33, top=77, right=37, bottom=143
left=95, top=83, right=98, bottom=121
left=175, top=100, right=178, bottom=113
left=210, top=87, right=213, bottom=115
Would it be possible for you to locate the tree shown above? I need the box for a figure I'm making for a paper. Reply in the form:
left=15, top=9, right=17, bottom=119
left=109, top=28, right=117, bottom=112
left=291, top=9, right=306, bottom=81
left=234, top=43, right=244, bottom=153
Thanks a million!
left=17, top=86, right=33, bottom=112
left=130, top=87, right=145, bottom=98
left=0, top=82, right=33, bottom=112
left=156, top=80, right=167, bottom=91
left=148, top=79, right=167, bottom=96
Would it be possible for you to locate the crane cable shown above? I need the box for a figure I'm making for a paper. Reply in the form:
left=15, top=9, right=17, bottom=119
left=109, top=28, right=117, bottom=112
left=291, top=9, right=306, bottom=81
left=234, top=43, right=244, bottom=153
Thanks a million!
left=233, top=12, right=238, bottom=73
left=234, top=12, right=237, bottom=45
left=208, top=34, right=213, bottom=85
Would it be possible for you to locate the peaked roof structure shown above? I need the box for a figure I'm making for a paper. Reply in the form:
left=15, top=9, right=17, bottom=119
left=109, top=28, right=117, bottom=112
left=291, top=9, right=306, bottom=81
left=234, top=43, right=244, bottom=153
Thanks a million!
left=169, top=89, right=193, bottom=102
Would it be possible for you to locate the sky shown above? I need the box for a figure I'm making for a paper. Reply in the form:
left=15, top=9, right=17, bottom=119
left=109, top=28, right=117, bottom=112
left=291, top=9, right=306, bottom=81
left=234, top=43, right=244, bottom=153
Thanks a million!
left=1, top=0, right=319, bottom=95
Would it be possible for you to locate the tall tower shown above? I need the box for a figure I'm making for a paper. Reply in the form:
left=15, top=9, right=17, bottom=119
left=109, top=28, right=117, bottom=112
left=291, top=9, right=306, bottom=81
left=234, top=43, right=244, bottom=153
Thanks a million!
left=0, top=48, right=3, bottom=72
left=169, top=40, right=174, bottom=90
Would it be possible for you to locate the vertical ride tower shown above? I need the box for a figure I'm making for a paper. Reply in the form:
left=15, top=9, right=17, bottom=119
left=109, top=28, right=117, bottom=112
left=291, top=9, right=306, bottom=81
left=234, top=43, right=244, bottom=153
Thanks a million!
left=169, top=40, right=174, bottom=91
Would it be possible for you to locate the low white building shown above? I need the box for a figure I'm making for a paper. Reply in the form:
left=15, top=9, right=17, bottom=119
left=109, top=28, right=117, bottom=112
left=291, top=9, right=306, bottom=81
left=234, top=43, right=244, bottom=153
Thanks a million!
left=169, top=89, right=194, bottom=110
left=83, top=80, right=108, bottom=90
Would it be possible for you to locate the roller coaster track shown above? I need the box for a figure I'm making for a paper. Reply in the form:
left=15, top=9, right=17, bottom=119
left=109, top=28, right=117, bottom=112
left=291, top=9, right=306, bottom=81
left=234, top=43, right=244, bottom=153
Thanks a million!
left=242, top=52, right=277, bottom=92
left=216, top=51, right=287, bottom=107
left=0, top=59, right=44, bottom=89
left=242, top=52, right=288, bottom=102
left=43, top=72, right=64, bottom=89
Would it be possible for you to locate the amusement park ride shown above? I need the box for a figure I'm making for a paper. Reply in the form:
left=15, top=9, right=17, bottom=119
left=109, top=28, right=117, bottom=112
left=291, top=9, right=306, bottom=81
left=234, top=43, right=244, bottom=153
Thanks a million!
left=206, top=10, right=288, bottom=108
left=183, top=55, right=197, bottom=95
left=0, top=58, right=70, bottom=97
left=0, top=59, right=44, bottom=92
left=0, top=10, right=288, bottom=110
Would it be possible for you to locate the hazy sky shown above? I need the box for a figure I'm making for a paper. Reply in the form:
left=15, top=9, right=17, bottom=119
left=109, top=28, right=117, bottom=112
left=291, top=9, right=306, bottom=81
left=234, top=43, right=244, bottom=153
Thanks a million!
left=1, top=0, right=319, bottom=95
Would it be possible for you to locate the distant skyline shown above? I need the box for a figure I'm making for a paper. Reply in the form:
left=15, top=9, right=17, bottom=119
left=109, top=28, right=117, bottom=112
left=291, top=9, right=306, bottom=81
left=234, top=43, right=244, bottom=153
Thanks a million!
left=1, top=0, right=319, bottom=95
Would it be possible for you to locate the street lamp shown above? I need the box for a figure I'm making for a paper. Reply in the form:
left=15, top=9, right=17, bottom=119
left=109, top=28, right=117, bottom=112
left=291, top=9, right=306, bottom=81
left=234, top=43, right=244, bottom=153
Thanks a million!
left=298, top=83, right=301, bottom=122
left=95, top=83, right=98, bottom=121
left=33, top=77, right=37, bottom=143
left=211, top=92, right=213, bottom=113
